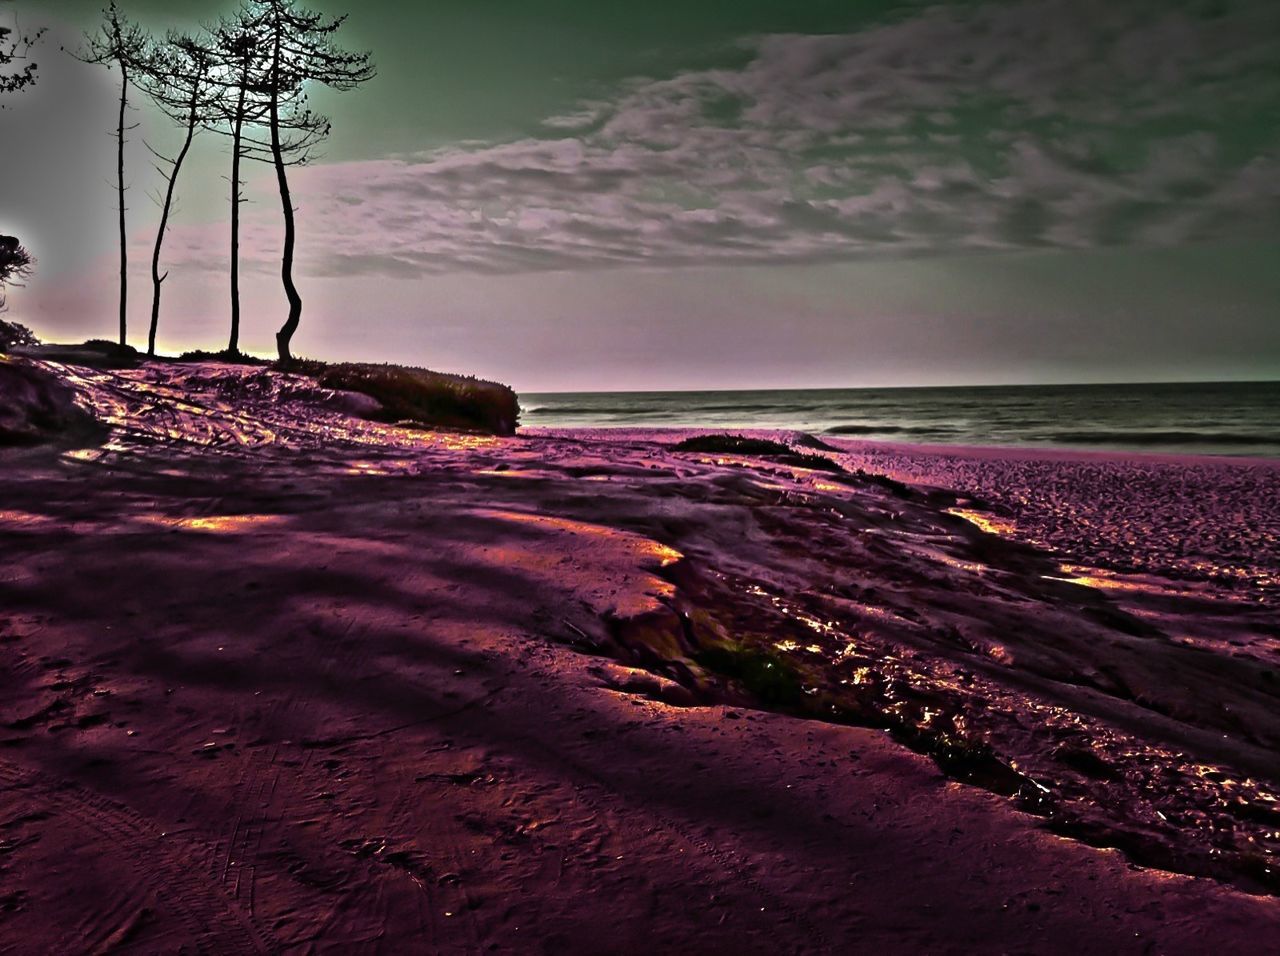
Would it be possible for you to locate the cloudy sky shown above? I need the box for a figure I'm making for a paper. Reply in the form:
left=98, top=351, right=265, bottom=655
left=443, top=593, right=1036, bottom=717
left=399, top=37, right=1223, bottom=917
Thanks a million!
left=2, top=0, right=1278, bottom=390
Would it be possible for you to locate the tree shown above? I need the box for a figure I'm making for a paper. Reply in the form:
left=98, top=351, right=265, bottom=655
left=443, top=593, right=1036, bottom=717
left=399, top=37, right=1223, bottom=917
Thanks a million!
left=74, top=3, right=149, bottom=349
left=2, top=3, right=42, bottom=314
left=206, top=8, right=270, bottom=355
left=0, top=236, right=33, bottom=312
left=244, top=0, right=374, bottom=363
left=135, top=32, right=216, bottom=356
left=0, top=0, right=43, bottom=97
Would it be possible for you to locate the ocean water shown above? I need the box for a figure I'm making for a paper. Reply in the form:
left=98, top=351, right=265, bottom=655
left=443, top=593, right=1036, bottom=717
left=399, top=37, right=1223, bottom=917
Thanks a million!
left=522, top=380, right=1280, bottom=457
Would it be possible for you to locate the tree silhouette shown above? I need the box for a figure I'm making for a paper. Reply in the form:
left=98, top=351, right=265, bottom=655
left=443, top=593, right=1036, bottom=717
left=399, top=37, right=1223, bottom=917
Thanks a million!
left=1, top=1, right=42, bottom=98
left=205, top=8, right=270, bottom=356
left=1, top=3, right=41, bottom=313
left=136, top=32, right=216, bottom=356
left=0, top=237, right=33, bottom=313
left=243, top=0, right=374, bottom=363
left=74, top=2, right=149, bottom=349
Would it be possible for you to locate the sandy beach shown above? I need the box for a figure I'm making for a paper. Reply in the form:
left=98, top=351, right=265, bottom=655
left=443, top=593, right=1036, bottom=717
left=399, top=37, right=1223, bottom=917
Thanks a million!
left=2, top=358, right=1278, bottom=953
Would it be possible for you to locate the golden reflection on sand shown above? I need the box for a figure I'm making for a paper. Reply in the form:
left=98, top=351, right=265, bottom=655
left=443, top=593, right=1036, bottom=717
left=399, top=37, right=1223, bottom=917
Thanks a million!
left=458, top=509, right=681, bottom=618
left=61, top=448, right=105, bottom=463
left=0, top=510, right=59, bottom=530
left=135, top=514, right=287, bottom=534
left=343, top=459, right=421, bottom=476
left=476, top=509, right=683, bottom=568
left=1046, top=564, right=1214, bottom=599
left=945, top=507, right=1017, bottom=536
left=418, top=433, right=503, bottom=452
left=1048, top=566, right=1140, bottom=591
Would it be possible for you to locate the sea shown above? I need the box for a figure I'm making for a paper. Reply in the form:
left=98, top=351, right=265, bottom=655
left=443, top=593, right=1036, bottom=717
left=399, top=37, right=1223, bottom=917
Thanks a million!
left=521, top=380, right=1280, bottom=458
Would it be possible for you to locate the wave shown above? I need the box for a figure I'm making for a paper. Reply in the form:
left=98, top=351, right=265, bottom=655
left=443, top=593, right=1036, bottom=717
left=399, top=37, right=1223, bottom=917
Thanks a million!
left=825, top=423, right=956, bottom=436
left=529, top=402, right=816, bottom=417
left=528, top=405, right=673, bottom=416
left=1039, top=430, right=1279, bottom=447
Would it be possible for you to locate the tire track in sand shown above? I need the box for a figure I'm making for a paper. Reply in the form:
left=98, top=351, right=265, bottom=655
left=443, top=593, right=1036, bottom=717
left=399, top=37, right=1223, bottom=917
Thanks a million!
left=0, top=760, right=277, bottom=954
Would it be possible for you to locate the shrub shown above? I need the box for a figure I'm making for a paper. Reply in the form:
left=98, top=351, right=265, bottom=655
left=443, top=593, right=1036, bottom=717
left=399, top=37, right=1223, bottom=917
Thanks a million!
left=0, top=319, right=38, bottom=352
left=175, top=349, right=270, bottom=366
left=674, top=434, right=793, bottom=455
left=285, top=358, right=520, bottom=436
left=674, top=433, right=844, bottom=473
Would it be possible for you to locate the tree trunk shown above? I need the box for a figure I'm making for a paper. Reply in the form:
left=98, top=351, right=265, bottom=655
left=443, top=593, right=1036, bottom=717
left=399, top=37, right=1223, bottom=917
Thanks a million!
left=116, top=62, right=129, bottom=348
left=227, top=75, right=247, bottom=355
left=269, top=34, right=302, bottom=364
left=148, top=97, right=200, bottom=357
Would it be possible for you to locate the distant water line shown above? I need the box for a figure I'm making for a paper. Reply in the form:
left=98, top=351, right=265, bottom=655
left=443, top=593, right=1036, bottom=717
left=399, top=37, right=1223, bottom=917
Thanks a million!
left=521, top=381, right=1280, bottom=458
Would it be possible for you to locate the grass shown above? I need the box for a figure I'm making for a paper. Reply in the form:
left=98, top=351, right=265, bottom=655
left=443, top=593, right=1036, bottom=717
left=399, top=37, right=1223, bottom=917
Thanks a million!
left=695, top=643, right=806, bottom=707
left=285, top=358, right=520, bottom=436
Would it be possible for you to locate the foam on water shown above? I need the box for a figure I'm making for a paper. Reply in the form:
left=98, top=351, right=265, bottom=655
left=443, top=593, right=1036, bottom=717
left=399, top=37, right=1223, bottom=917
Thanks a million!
left=523, top=380, right=1280, bottom=457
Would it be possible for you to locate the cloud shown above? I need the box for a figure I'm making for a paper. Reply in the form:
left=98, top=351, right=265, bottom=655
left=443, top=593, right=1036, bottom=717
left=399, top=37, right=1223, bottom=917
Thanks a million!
left=166, top=0, right=1280, bottom=278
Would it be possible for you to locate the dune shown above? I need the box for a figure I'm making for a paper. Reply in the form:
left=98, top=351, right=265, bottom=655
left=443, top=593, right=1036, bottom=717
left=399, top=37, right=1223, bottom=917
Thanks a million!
left=0, top=357, right=103, bottom=446
left=1, top=359, right=1277, bottom=953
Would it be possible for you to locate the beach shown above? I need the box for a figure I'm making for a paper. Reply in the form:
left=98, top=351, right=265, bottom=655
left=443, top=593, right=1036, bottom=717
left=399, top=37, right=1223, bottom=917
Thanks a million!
left=1, top=359, right=1278, bottom=953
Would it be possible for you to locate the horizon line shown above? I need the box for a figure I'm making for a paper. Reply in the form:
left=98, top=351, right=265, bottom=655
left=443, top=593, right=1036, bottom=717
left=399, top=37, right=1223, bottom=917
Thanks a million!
left=521, top=377, right=1280, bottom=396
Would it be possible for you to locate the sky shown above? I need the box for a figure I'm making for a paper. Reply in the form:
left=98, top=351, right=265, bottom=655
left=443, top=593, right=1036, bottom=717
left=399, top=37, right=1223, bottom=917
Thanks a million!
left=1, top=0, right=1278, bottom=391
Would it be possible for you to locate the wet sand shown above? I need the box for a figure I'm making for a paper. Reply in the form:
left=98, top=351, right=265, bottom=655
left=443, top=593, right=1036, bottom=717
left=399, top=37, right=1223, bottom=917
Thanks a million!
left=1, top=360, right=1277, bottom=953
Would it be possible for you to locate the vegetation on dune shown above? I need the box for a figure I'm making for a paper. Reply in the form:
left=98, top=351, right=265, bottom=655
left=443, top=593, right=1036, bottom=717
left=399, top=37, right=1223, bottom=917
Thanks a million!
left=779, top=451, right=845, bottom=473
left=25, top=339, right=142, bottom=368
left=0, top=318, right=38, bottom=352
left=175, top=348, right=269, bottom=366
left=0, top=236, right=34, bottom=313
left=849, top=467, right=914, bottom=498
left=674, top=433, right=845, bottom=473
left=694, top=642, right=806, bottom=707
left=674, top=434, right=794, bottom=455
left=286, top=359, right=520, bottom=436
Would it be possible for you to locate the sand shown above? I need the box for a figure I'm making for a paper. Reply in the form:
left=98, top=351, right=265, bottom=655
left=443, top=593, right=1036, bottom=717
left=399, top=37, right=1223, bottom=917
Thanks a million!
left=0, top=359, right=1277, bottom=953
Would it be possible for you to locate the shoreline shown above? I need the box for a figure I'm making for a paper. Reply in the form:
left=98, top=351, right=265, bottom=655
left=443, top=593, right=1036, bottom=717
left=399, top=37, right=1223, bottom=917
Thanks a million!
left=1, top=360, right=1277, bottom=951
left=525, top=423, right=1280, bottom=466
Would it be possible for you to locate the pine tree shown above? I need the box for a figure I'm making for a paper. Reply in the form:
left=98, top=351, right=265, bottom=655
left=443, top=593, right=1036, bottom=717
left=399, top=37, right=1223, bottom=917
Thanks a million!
left=206, top=7, right=271, bottom=355
left=241, top=0, right=374, bottom=363
left=135, top=33, right=217, bottom=356
left=74, top=3, right=150, bottom=348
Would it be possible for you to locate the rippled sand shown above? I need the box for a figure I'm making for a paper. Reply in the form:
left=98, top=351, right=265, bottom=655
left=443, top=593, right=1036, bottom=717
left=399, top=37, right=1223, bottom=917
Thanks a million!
left=1, top=360, right=1276, bottom=953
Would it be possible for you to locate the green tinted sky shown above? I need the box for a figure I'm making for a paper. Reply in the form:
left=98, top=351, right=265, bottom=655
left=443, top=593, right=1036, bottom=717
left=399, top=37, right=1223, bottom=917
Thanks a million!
left=5, top=0, right=1279, bottom=388
left=50, top=0, right=934, bottom=150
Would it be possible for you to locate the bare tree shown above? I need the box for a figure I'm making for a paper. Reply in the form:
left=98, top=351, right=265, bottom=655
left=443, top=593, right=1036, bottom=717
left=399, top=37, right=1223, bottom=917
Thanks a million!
left=74, top=2, right=149, bottom=349
left=243, top=0, right=374, bottom=363
left=136, top=33, right=216, bottom=356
